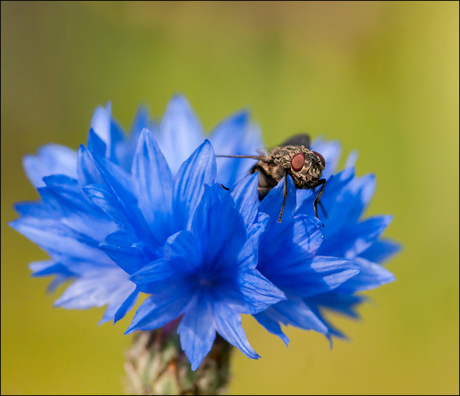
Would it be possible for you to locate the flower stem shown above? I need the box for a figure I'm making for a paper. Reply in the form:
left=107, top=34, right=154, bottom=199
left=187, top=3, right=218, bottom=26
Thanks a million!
left=124, top=327, right=233, bottom=395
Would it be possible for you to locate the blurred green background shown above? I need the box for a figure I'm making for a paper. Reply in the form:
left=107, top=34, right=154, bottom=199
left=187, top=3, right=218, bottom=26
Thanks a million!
left=2, top=2, right=458, bottom=394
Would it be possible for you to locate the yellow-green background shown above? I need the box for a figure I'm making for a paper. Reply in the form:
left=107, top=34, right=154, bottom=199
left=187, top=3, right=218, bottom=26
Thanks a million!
left=2, top=2, right=458, bottom=394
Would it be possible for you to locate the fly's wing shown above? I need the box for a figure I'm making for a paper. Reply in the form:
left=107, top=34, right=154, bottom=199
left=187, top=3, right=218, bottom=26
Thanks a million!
left=280, top=133, right=310, bottom=149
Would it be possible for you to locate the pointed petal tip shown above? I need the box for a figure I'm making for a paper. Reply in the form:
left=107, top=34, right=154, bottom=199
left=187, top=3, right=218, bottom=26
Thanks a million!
left=280, top=334, right=290, bottom=347
left=202, top=138, right=214, bottom=151
left=139, top=127, right=156, bottom=140
left=171, top=93, right=187, bottom=101
left=167, top=94, right=191, bottom=110
left=97, top=317, right=111, bottom=326
left=124, top=327, right=136, bottom=335
left=7, top=219, right=18, bottom=230
left=78, top=143, right=89, bottom=155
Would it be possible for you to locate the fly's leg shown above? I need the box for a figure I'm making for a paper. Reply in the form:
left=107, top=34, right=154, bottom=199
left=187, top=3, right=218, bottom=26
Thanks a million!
left=277, top=172, right=288, bottom=223
left=313, top=178, right=326, bottom=219
left=220, top=184, right=230, bottom=191
left=318, top=200, right=328, bottom=219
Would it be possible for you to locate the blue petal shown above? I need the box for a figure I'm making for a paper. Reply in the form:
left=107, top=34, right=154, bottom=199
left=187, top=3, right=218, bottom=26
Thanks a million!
left=267, top=256, right=360, bottom=299
left=213, top=302, right=260, bottom=359
left=259, top=174, right=297, bottom=222
left=236, top=269, right=286, bottom=314
left=320, top=215, right=393, bottom=258
left=268, top=299, right=328, bottom=334
left=77, top=145, right=105, bottom=187
left=359, top=239, right=401, bottom=264
left=335, top=257, right=395, bottom=293
left=257, top=213, right=323, bottom=278
left=235, top=220, right=267, bottom=271
left=47, top=274, right=73, bottom=293
left=295, top=166, right=355, bottom=217
left=257, top=218, right=298, bottom=275
left=113, top=287, right=139, bottom=324
left=14, top=201, right=53, bottom=218
left=115, top=106, right=156, bottom=172
left=87, top=128, right=107, bottom=157
left=90, top=102, right=111, bottom=145
left=23, top=144, right=78, bottom=188
left=177, top=294, right=216, bottom=371
left=209, top=111, right=263, bottom=186
left=156, top=95, right=205, bottom=175
left=130, top=106, right=156, bottom=138
left=125, top=289, right=193, bottom=334
left=83, top=184, right=135, bottom=236
left=228, top=173, right=260, bottom=228
left=90, top=155, right=153, bottom=244
left=173, top=140, right=217, bottom=230
left=100, top=230, right=152, bottom=274
left=304, top=302, right=348, bottom=344
left=41, top=175, right=87, bottom=209
left=131, top=129, right=174, bottom=243
left=40, top=175, right=117, bottom=240
left=309, top=256, right=361, bottom=293
left=9, top=216, right=113, bottom=265
left=162, top=230, right=202, bottom=275
left=129, top=258, right=175, bottom=285
left=98, top=283, right=138, bottom=325
left=291, top=214, right=324, bottom=257
left=305, top=293, right=366, bottom=319
left=330, top=174, right=376, bottom=228
left=253, top=311, right=290, bottom=346
left=54, top=268, right=133, bottom=310
left=108, top=118, right=126, bottom=166
left=191, top=186, right=247, bottom=273
left=345, top=150, right=358, bottom=169
left=29, top=260, right=74, bottom=277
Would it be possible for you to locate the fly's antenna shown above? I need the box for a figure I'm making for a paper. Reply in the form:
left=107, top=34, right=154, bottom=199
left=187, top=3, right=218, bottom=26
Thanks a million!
left=215, top=154, right=271, bottom=163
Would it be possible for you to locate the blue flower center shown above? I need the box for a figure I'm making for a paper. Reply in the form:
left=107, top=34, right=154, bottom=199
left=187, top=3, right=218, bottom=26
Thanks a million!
left=199, top=277, right=214, bottom=287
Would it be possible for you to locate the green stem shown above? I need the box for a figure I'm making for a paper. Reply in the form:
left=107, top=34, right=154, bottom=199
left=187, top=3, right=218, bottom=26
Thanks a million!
left=124, top=327, right=233, bottom=395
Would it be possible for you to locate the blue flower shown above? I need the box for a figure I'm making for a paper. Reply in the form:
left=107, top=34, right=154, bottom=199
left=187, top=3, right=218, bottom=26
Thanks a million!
left=126, top=176, right=285, bottom=370
left=288, top=138, right=399, bottom=340
left=252, top=176, right=362, bottom=345
left=242, top=138, right=398, bottom=344
left=89, top=128, right=285, bottom=369
left=11, top=89, right=399, bottom=371
left=11, top=96, right=263, bottom=324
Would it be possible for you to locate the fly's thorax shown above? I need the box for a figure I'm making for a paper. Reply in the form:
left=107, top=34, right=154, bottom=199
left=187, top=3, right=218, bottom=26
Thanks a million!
left=267, top=146, right=324, bottom=189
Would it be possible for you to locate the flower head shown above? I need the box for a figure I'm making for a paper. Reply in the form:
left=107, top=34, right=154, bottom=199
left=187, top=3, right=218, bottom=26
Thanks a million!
left=11, top=96, right=264, bottom=325
left=126, top=175, right=285, bottom=370
left=253, top=175, right=361, bottom=344
left=11, top=93, right=399, bottom=374
left=280, top=138, right=399, bottom=340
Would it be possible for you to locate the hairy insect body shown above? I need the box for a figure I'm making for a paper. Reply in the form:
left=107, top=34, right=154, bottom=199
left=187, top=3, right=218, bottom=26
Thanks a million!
left=216, top=133, right=327, bottom=222
left=250, top=146, right=324, bottom=200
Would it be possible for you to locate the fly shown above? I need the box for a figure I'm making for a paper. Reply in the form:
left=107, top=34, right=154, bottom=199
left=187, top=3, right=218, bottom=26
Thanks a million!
left=217, top=134, right=327, bottom=223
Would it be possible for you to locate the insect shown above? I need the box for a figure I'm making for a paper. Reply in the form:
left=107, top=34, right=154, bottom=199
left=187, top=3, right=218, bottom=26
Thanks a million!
left=217, top=134, right=327, bottom=223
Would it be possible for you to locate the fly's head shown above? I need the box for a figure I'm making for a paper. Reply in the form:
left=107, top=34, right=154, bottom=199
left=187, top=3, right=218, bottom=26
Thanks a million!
left=268, top=146, right=326, bottom=189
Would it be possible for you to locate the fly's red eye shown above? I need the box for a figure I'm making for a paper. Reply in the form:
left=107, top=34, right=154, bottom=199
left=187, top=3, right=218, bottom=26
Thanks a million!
left=313, top=151, right=326, bottom=168
left=291, top=153, right=305, bottom=172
